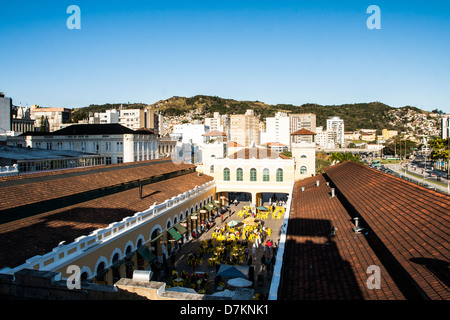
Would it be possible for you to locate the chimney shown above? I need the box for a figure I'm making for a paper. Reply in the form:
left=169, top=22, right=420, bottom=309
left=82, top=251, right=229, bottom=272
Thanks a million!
left=316, top=180, right=320, bottom=187
left=331, top=188, right=335, bottom=198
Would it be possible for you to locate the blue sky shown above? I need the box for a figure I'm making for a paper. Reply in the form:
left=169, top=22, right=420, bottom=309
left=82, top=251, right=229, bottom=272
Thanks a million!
left=0, top=0, right=449, bottom=112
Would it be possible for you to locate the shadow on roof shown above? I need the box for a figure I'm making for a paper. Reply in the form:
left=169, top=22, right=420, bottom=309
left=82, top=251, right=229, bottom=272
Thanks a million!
left=410, top=257, right=450, bottom=288
left=279, top=217, right=363, bottom=300
left=0, top=207, right=136, bottom=270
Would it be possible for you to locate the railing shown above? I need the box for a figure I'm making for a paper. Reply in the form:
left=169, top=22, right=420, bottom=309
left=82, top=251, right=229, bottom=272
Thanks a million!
left=0, top=164, right=19, bottom=176
left=0, top=180, right=216, bottom=275
left=268, top=181, right=294, bottom=300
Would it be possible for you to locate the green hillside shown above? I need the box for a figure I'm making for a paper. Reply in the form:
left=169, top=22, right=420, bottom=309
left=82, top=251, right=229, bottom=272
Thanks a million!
left=69, top=95, right=430, bottom=133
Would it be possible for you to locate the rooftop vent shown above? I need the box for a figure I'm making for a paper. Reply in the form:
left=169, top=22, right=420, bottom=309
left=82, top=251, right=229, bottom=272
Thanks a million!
left=353, top=217, right=364, bottom=234
left=316, top=180, right=320, bottom=187
left=331, top=188, right=335, bottom=198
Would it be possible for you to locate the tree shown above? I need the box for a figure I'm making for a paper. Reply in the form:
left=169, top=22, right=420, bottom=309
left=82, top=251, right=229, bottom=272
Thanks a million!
left=328, top=152, right=361, bottom=164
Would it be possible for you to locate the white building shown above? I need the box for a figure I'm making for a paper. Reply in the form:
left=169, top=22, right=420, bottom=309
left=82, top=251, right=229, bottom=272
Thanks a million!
left=442, top=115, right=450, bottom=139
left=89, top=109, right=119, bottom=124
left=119, top=109, right=145, bottom=130
left=8, top=124, right=159, bottom=165
left=262, top=112, right=291, bottom=146
left=171, top=123, right=209, bottom=146
left=326, top=116, right=345, bottom=148
left=315, top=126, right=328, bottom=148
left=205, top=112, right=230, bottom=140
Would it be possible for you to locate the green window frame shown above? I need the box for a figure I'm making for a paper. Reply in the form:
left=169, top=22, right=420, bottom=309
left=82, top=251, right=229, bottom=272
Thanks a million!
left=276, top=168, right=283, bottom=182
left=263, top=168, right=270, bottom=182
left=250, top=168, right=257, bottom=181
left=224, top=168, right=230, bottom=181
left=300, top=166, right=307, bottom=175
left=236, top=168, right=243, bottom=181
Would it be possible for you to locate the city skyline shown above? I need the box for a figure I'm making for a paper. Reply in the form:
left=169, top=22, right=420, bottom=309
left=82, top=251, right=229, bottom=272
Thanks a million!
left=1, top=1, right=449, bottom=113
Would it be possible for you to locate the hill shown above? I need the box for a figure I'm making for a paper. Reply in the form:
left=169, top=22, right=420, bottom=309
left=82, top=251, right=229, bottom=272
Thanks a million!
left=69, top=95, right=434, bottom=133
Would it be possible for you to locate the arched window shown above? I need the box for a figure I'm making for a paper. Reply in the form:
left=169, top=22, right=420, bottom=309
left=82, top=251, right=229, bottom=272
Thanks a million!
left=276, top=168, right=283, bottom=182
left=300, top=166, right=307, bottom=175
left=250, top=168, right=257, bottom=181
left=263, top=168, right=270, bottom=182
left=301, top=154, right=307, bottom=158
left=223, top=168, right=230, bottom=181
left=210, top=165, right=214, bottom=173
left=236, top=168, right=243, bottom=181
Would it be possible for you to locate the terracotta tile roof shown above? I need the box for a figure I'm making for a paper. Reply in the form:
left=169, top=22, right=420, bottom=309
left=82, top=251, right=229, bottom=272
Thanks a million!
left=202, top=130, right=226, bottom=136
left=227, top=148, right=290, bottom=160
left=291, top=128, right=316, bottom=135
left=0, top=171, right=213, bottom=270
left=280, top=175, right=405, bottom=300
left=227, top=141, right=243, bottom=148
left=324, top=161, right=450, bottom=300
left=0, top=159, right=195, bottom=212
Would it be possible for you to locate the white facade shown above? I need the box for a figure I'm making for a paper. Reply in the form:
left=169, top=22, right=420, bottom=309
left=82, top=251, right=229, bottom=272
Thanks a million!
left=171, top=124, right=209, bottom=146
left=315, top=126, right=328, bottom=148
left=119, top=109, right=145, bottom=130
left=326, top=116, right=345, bottom=148
left=11, top=128, right=158, bottom=165
left=262, top=112, right=291, bottom=146
left=205, top=112, right=230, bottom=139
left=89, top=109, right=119, bottom=124
left=442, top=115, right=450, bottom=139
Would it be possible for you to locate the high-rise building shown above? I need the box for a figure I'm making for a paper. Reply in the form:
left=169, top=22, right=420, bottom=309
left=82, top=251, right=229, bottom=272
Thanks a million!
left=119, top=109, right=146, bottom=130
left=262, top=112, right=291, bottom=146
left=326, top=116, right=345, bottom=148
left=230, top=109, right=260, bottom=147
left=289, top=113, right=316, bottom=143
left=442, top=115, right=450, bottom=139
left=205, top=112, right=230, bottom=140
left=0, top=92, right=13, bottom=135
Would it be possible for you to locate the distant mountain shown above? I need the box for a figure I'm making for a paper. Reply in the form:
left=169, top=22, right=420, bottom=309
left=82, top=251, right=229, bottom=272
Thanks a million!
left=69, top=95, right=435, bottom=133
left=151, top=95, right=433, bottom=133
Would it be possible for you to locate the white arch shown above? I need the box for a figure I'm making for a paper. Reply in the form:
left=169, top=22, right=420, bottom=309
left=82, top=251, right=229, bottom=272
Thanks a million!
left=110, top=248, right=123, bottom=265
left=94, top=256, right=109, bottom=275
left=124, top=240, right=135, bottom=256
left=149, top=225, right=163, bottom=240
left=166, top=217, right=173, bottom=229
left=136, top=234, right=146, bottom=247
left=79, top=266, right=93, bottom=280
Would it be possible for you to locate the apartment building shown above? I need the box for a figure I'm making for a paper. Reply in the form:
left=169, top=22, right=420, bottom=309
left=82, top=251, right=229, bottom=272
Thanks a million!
left=30, top=106, right=71, bottom=132
left=289, top=113, right=316, bottom=143
left=230, top=109, right=260, bottom=147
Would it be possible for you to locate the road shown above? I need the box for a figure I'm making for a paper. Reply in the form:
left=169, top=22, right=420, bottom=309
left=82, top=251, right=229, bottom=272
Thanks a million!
left=384, top=160, right=449, bottom=194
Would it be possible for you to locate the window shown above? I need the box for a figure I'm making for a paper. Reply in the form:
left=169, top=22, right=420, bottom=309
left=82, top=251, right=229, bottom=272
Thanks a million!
left=250, top=168, right=257, bottom=181
left=263, top=168, right=270, bottom=182
left=224, top=168, right=230, bottom=181
left=105, top=157, right=112, bottom=165
left=105, top=142, right=111, bottom=151
left=300, top=166, right=307, bottom=175
left=116, top=141, right=123, bottom=152
left=301, top=154, right=307, bottom=158
left=117, top=157, right=123, bottom=164
left=236, top=168, right=243, bottom=181
left=276, top=168, right=283, bottom=182
left=210, top=165, right=214, bottom=173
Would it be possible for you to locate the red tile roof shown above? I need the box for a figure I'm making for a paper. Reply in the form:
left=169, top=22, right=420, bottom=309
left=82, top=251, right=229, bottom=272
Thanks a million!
left=291, top=128, right=316, bottom=135
left=324, top=161, right=450, bottom=300
left=0, top=167, right=213, bottom=270
left=227, top=148, right=290, bottom=159
left=281, top=175, right=405, bottom=300
left=202, top=130, right=226, bottom=136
